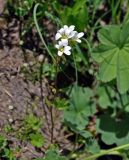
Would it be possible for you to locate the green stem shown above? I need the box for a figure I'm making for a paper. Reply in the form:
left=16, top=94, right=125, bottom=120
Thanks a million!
left=89, top=10, right=110, bottom=42
left=124, top=0, right=129, bottom=22
left=83, top=38, right=92, bottom=53
left=86, top=143, right=129, bottom=160
left=33, top=3, right=55, bottom=63
left=119, top=93, right=124, bottom=108
left=72, top=51, right=78, bottom=86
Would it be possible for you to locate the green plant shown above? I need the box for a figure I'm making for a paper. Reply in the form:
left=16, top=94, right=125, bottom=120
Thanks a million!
left=8, top=0, right=34, bottom=17
left=92, top=22, right=129, bottom=94
left=45, top=97, right=68, bottom=110
left=29, top=133, right=44, bottom=148
left=3, top=0, right=129, bottom=159
left=96, top=113, right=129, bottom=145
left=63, top=85, right=95, bottom=138
left=33, top=147, right=67, bottom=160
left=0, top=135, right=16, bottom=160
left=18, top=114, right=44, bottom=148
left=59, top=0, right=88, bottom=31
left=43, top=148, right=67, bottom=160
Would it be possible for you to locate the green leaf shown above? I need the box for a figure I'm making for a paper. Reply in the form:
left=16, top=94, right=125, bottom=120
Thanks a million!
left=60, top=0, right=88, bottom=31
left=73, top=0, right=86, bottom=13
left=97, top=87, right=113, bottom=109
left=15, top=0, right=33, bottom=16
left=25, top=114, right=42, bottom=131
left=3, top=148, right=16, bottom=160
left=43, top=149, right=66, bottom=160
left=75, top=5, right=88, bottom=31
left=63, top=85, right=95, bottom=131
left=0, top=135, right=7, bottom=149
left=29, top=133, right=44, bottom=148
left=53, top=97, right=68, bottom=110
left=87, top=140, right=100, bottom=154
left=92, top=23, right=129, bottom=94
left=96, top=113, right=129, bottom=145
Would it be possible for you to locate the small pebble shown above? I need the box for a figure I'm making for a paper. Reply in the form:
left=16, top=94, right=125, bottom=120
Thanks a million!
left=8, top=105, right=14, bottom=110
left=29, top=61, right=34, bottom=66
left=38, top=54, right=44, bottom=63
left=9, top=118, right=13, bottom=123
left=23, top=63, right=28, bottom=67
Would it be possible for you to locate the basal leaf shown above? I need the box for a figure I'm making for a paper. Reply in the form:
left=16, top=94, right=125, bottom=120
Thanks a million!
left=63, top=85, right=96, bottom=132
left=43, top=149, right=66, bottom=160
left=92, top=23, right=129, bottom=93
left=96, top=114, right=129, bottom=145
left=97, top=87, right=112, bottom=109
left=87, top=140, right=100, bottom=154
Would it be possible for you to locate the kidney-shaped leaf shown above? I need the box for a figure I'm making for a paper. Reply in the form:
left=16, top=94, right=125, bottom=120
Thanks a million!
left=63, top=85, right=95, bottom=131
left=92, top=23, right=129, bottom=94
left=96, top=114, right=129, bottom=145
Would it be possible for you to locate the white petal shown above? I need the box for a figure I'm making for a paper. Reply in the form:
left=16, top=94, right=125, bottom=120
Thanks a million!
left=69, top=25, right=75, bottom=31
left=65, top=26, right=75, bottom=37
left=76, top=39, right=81, bottom=43
left=58, top=51, right=63, bottom=56
left=69, top=31, right=77, bottom=38
left=55, top=33, right=61, bottom=40
left=77, top=32, right=84, bottom=38
left=55, top=44, right=59, bottom=49
left=59, top=41, right=62, bottom=45
left=61, top=39, right=68, bottom=46
left=63, top=25, right=68, bottom=30
left=73, top=31, right=78, bottom=38
left=59, top=28, right=64, bottom=34
left=64, top=50, right=71, bottom=55
left=64, top=46, right=71, bottom=55
left=58, top=41, right=64, bottom=48
left=64, top=46, right=71, bottom=51
left=65, top=28, right=71, bottom=36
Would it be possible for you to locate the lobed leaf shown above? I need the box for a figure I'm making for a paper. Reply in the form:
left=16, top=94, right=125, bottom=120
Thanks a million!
left=92, top=23, right=129, bottom=93
left=96, top=114, right=129, bottom=145
left=63, top=85, right=95, bottom=132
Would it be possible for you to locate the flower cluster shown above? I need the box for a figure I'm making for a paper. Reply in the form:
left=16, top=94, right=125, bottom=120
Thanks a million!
left=55, top=25, right=84, bottom=56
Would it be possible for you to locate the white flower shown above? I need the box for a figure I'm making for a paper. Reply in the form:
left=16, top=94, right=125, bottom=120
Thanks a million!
left=55, top=39, right=71, bottom=56
left=55, top=25, right=84, bottom=56
left=55, top=25, right=75, bottom=40
left=72, top=32, right=84, bottom=43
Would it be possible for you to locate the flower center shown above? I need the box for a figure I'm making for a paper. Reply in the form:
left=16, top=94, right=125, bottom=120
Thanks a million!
left=69, top=39, right=76, bottom=46
left=62, top=35, right=68, bottom=39
left=60, top=47, right=64, bottom=52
